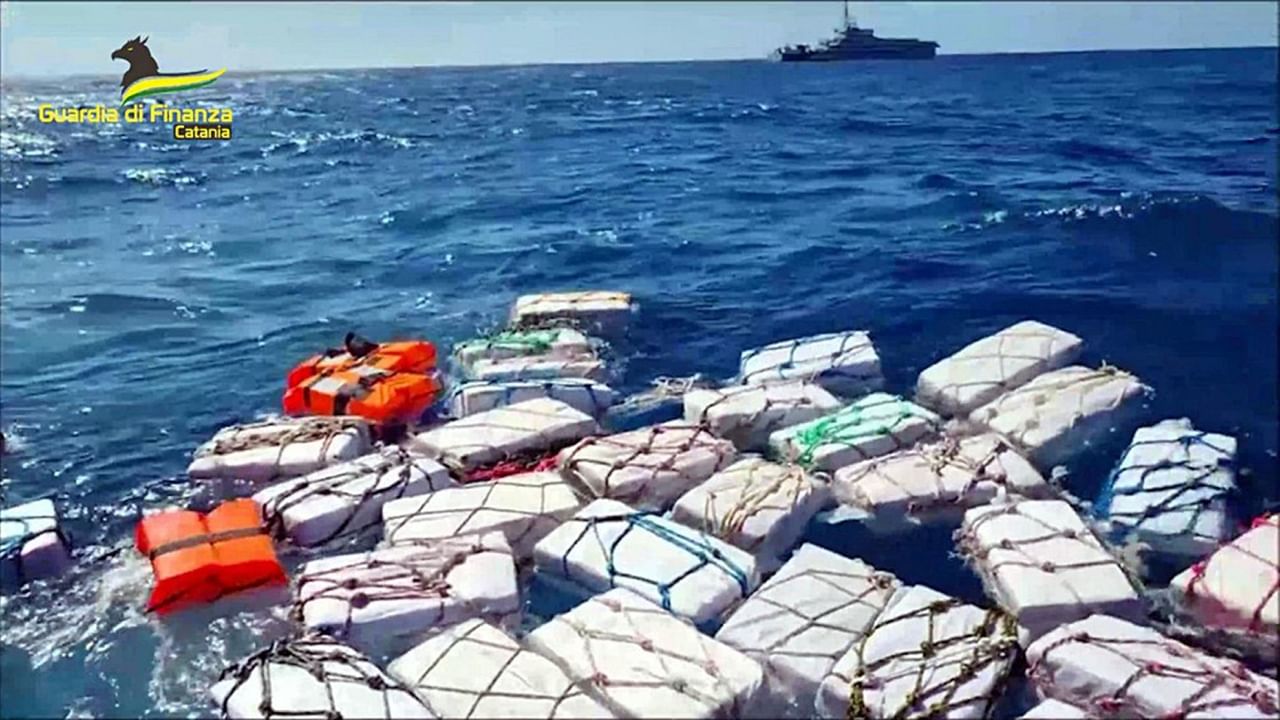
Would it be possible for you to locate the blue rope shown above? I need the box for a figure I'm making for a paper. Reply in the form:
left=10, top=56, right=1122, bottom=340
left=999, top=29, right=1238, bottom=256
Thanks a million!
left=1096, top=432, right=1235, bottom=526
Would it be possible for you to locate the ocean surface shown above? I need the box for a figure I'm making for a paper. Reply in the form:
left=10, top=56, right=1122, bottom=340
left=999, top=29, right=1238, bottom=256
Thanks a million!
left=1, top=48, right=1277, bottom=718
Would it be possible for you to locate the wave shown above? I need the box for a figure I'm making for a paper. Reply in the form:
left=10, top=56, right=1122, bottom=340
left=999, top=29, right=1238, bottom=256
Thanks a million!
left=121, top=168, right=202, bottom=187
left=1051, top=138, right=1147, bottom=167
left=259, top=129, right=414, bottom=157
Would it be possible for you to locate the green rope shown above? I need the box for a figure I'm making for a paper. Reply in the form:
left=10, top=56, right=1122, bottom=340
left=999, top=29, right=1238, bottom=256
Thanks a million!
left=458, top=329, right=559, bottom=357
left=792, top=395, right=934, bottom=467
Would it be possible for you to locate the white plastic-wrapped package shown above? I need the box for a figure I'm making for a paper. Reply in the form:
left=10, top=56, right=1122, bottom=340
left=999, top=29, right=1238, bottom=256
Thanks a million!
left=604, top=375, right=715, bottom=433
left=1019, top=699, right=1087, bottom=719
left=669, top=458, right=830, bottom=572
left=684, top=381, right=842, bottom=452
left=1097, top=418, right=1237, bottom=558
left=188, top=416, right=372, bottom=482
left=210, top=635, right=436, bottom=719
left=815, top=585, right=1024, bottom=719
left=525, top=588, right=764, bottom=719
left=738, top=331, right=883, bottom=397
left=1169, top=514, right=1278, bottom=643
left=968, top=365, right=1151, bottom=469
left=832, top=434, right=1049, bottom=532
left=958, top=499, right=1144, bottom=642
left=293, top=532, right=519, bottom=660
left=382, top=470, right=584, bottom=560
left=448, top=379, right=615, bottom=419
left=714, top=544, right=899, bottom=710
left=254, top=447, right=455, bottom=548
left=412, top=398, right=599, bottom=473
left=468, top=355, right=608, bottom=383
left=510, top=291, right=634, bottom=334
left=1026, top=614, right=1278, bottom=718
left=532, top=498, right=759, bottom=626
left=915, top=320, right=1084, bottom=418
left=0, top=498, right=73, bottom=585
left=453, top=327, right=595, bottom=368
left=558, top=423, right=737, bottom=512
left=387, top=618, right=614, bottom=719
left=768, top=393, right=942, bottom=473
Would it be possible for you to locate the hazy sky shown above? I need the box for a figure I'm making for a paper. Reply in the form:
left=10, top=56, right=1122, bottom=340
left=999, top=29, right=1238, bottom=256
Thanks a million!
left=2, top=1, right=1276, bottom=77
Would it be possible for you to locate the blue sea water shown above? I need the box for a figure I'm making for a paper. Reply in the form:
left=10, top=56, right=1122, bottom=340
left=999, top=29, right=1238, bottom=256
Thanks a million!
left=1, top=48, right=1277, bottom=717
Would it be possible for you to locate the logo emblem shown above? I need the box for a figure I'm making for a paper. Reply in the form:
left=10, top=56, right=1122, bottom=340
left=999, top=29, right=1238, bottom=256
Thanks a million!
left=111, top=36, right=226, bottom=106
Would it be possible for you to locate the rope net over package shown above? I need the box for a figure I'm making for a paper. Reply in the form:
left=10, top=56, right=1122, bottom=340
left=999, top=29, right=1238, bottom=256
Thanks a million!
left=1096, top=418, right=1237, bottom=559
left=382, top=469, right=584, bottom=560
left=452, top=327, right=595, bottom=368
left=187, top=416, right=372, bottom=483
left=957, top=499, right=1144, bottom=642
left=254, top=446, right=455, bottom=548
left=509, top=291, right=634, bottom=334
left=914, top=320, right=1084, bottom=418
left=447, top=378, right=615, bottom=420
left=967, top=364, right=1152, bottom=469
left=0, top=497, right=73, bottom=585
left=386, top=617, right=614, bottom=719
left=533, top=498, right=760, bottom=626
left=714, top=543, right=901, bottom=710
left=525, top=588, right=764, bottom=719
left=769, top=393, right=942, bottom=474
left=816, top=584, right=1024, bottom=720
left=467, top=355, right=607, bottom=384
left=832, top=434, right=1050, bottom=531
left=1026, top=613, right=1279, bottom=719
left=737, top=330, right=884, bottom=397
left=683, top=380, right=843, bottom=452
left=411, top=398, right=599, bottom=474
left=292, top=531, right=519, bottom=660
left=669, top=457, right=830, bottom=572
left=557, top=422, right=737, bottom=512
left=211, top=633, right=436, bottom=719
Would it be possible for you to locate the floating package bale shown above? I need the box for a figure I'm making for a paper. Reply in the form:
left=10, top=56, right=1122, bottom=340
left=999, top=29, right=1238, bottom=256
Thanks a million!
left=452, top=327, right=595, bottom=371
left=1096, top=418, right=1237, bottom=559
left=1025, top=614, right=1278, bottom=718
left=382, top=470, right=584, bottom=560
left=669, top=457, right=830, bottom=573
left=683, top=380, right=842, bottom=452
left=292, top=532, right=519, bottom=660
left=815, top=584, right=1024, bottom=719
left=254, top=446, right=455, bottom=548
left=968, top=364, right=1151, bottom=469
left=1169, top=513, right=1278, bottom=659
left=915, top=320, right=1084, bottom=418
left=187, top=416, right=372, bottom=483
left=958, top=499, right=1144, bottom=642
left=832, top=434, right=1050, bottom=532
left=604, top=375, right=715, bottom=433
left=467, top=355, right=607, bottom=383
left=768, top=393, right=942, bottom=474
left=714, top=544, right=900, bottom=710
left=738, top=330, right=883, bottom=397
left=211, top=634, right=436, bottom=719
left=532, top=498, right=759, bottom=626
left=557, top=422, right=737, bottom=512
left=525, top=588, right=764, bottom=719
left=447, top=378, right=614, bottom=419
left=0, top=498, right=73, bottom=586
left=386, top=618, right=615, bottom=719
left=510, top=291, right=634, bottom=335
left=411, top=398, right=598, bottom=474
left=1019, top=699, right=1088, bottom=719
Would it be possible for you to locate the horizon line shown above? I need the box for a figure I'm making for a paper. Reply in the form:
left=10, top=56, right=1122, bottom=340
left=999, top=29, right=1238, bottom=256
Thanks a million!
left=3, top=43, right=1274, bottom=83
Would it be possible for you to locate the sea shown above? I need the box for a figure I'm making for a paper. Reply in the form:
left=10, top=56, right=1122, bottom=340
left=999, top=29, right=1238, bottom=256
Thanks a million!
left=1, top=48, right=1277, bottom=718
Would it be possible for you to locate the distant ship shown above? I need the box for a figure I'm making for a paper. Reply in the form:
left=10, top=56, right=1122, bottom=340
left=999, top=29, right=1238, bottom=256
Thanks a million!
left=774, top=1, right=939, bottom=62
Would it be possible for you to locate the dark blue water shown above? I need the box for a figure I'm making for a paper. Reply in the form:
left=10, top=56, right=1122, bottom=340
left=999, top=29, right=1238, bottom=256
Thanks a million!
left=1, top=48, right=1277, bottom=717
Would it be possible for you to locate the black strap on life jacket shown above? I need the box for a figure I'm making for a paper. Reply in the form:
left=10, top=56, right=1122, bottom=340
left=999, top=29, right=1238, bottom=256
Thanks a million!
left=147, top=525, right=265, bottom=560
left=344, top=332, right=380, bottom=359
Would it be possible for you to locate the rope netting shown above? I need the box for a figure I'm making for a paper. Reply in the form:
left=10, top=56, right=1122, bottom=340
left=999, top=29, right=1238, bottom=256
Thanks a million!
left=556, top=508, right=752, bottom=615
left=455, top=329, right=563, bottom=359
left=691, top=382, right=835, bottom=450
left=957, top=501, right=1142, bottom=617
left=418, top=400, right=595, bottom=474
left=292, top=537, right=514, bottom=641
left=202, top=417, right=370, bottom=457
left=216, top=634, right=430, bottom=719
left=1096, top=427, right=1236, bottom=543
left=842, top=597, right=1020, bottom=720
left=1, top=502, right=70, bottom=585
left=558, top=424, right=736, bottom=509
left=512, top=291, right=632, bottom=327
left=678, top=459, right=816, bottom=555
left=260, top=446, right=436, bottom=547
left=739, top=331, right=880, bottom=388
left=785, top=395, right=941, bottom=470
left=463, top=449, right=561, bottom=483
left=390, top=618, right=604, bottom=719
left=918, top=322, right=1080, bottom=414
left=1179, top=514, right=1278, bottom=634
left=469, top=354, right=605, bottom=383
left=448, top=379, right=612, bottom=421
left=1028, top=620, right=1279, bottom=717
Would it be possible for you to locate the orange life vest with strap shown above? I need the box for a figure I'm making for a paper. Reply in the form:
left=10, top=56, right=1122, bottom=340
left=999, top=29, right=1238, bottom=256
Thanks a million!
left=283, top=364, right=440, bottom=425
left=135, top=499, right=286, bottom=615
left=285, top=334, right=438, bottom=390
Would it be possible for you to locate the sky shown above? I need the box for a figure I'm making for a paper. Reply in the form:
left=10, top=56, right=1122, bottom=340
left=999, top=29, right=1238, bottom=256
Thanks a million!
left=1, top=1, right=1276, bottom=77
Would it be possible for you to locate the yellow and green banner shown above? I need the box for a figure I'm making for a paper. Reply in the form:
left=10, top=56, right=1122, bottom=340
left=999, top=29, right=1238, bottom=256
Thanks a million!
left=121, top=68, right=226, bottom=106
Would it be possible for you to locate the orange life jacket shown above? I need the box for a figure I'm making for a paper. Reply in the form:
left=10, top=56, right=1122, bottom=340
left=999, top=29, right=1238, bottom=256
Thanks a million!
left=285, top=338, right=437, bottom=390
left=283, top=364, right=441, bottom=425
left=135, top=499, right=286, bottom=614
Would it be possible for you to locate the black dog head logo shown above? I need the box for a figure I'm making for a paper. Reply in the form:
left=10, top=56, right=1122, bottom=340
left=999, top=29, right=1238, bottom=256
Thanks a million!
left=111, top=36, right=160, bottom=91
